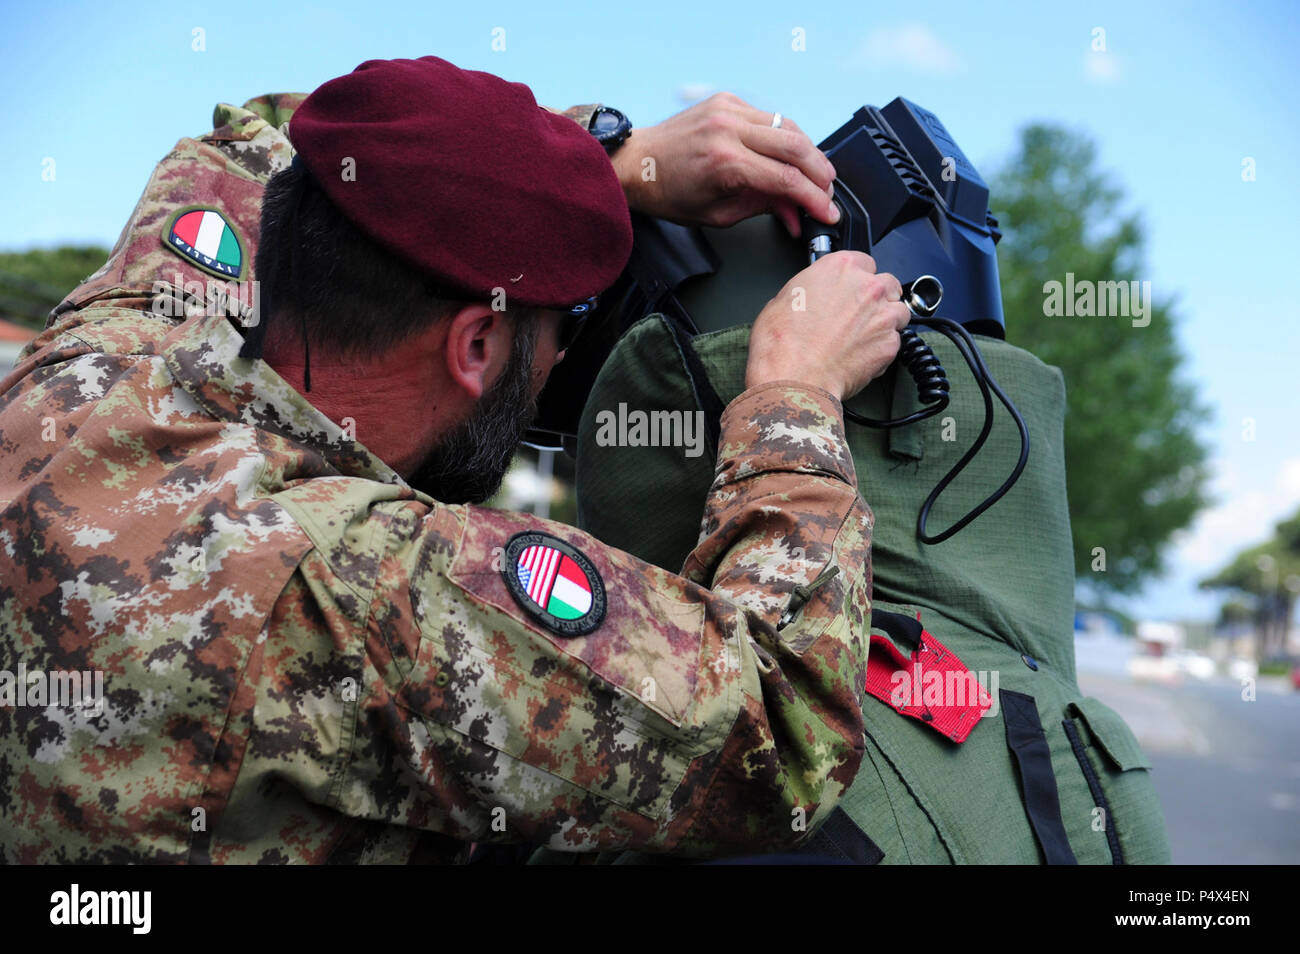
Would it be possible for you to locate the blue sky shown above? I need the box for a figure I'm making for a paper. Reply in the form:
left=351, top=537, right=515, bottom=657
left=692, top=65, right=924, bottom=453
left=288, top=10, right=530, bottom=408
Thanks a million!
left=2, top=0, right=1297, bottom=625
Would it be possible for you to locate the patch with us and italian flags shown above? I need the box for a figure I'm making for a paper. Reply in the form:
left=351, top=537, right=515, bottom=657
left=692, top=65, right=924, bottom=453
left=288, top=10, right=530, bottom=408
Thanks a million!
left=161, top=206, right=245, bottom=279
left=502, top=532, right=606, bottom=636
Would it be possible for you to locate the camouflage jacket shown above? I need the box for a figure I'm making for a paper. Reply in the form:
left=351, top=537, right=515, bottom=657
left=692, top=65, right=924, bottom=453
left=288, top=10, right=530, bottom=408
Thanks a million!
left=0, top=96, right=873, bottom=863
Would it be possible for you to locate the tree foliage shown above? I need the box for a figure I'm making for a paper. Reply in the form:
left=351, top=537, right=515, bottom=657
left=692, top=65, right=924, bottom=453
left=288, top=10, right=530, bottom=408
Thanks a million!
left=1200, top=506, right=1300, bottom=658
left=989, top=125, right=1210, bottom=594
left=0, top=246, right=109, bottom=330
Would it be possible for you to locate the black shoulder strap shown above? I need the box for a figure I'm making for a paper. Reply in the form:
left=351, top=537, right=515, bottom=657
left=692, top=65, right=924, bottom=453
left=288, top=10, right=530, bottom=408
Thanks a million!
left=796, top=807, right=885, bottom=864
left=870, top=608, right=924, bottom=653
left=1001, top=689, right=1078, bottom=865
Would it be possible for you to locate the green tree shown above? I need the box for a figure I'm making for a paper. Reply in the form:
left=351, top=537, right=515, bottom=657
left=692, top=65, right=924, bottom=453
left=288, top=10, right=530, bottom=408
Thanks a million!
left=1201, top=506, right=1300, bottom=660
left=989, top=125, right=1209, bottom=594
left=1277, top=510, right=1300, bottom=554
left=0, top=246, right=109, bottom=330
left=1216, top=598, right=1254, bottom=630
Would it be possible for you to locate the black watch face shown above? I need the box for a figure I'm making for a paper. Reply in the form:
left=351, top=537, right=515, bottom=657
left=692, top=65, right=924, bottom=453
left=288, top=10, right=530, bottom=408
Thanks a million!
left=592, top=109, right=624, bottom=137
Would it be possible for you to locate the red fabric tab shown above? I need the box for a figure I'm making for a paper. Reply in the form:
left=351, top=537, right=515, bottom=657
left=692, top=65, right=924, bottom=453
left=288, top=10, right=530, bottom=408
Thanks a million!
left=864, top=617, right=992, bottom=743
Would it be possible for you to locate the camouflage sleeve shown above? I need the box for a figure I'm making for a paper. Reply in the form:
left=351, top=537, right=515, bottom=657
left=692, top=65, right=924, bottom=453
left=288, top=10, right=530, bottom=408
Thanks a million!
left=26, top=95, right=302, bottom=357
left=344, top=381, right=872, bottom=856
left=544, top=104, right=602, bottom=131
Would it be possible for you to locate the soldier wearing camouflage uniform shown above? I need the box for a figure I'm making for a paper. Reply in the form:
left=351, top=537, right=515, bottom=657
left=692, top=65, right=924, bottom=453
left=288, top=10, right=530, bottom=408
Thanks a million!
left=0, top=58, right=902, bottom=862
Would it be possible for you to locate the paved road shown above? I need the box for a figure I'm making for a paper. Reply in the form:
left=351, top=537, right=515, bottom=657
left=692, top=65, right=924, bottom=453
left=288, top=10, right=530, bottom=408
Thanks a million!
left=1077, top=669, right=1300, bottom=864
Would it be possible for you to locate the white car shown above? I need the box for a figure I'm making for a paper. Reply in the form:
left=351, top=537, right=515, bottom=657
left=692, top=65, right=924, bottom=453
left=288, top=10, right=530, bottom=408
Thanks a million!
left=1170, top=649, right=1216, bottom=680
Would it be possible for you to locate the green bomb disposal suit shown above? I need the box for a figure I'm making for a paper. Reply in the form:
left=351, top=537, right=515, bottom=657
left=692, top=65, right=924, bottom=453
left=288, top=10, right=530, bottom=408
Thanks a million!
left=571, top=216, right=1171, bottom=865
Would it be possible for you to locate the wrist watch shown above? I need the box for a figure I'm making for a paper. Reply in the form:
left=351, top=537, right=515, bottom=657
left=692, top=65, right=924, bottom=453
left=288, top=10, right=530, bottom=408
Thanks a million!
left=588, top=106, right=632, bottom=154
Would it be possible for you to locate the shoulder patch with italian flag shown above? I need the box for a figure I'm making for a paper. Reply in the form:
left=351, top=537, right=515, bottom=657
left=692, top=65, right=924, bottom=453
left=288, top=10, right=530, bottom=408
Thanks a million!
left=162, top=206, right=245, bottom=279
left=502, top=532, right=606, bottom=636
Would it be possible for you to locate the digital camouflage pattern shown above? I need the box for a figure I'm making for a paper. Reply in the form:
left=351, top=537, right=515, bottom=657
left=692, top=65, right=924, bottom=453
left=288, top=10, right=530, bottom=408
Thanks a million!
left=0, top=96, right=873, bottom=862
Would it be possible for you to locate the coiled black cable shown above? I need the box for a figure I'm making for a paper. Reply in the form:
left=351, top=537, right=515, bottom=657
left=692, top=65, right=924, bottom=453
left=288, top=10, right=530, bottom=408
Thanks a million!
left=844, top=327, right=950, bottom=429
left=601, top=185, right=1030, bottom=545
left=808, top=179, right=1030, bottom=542
left=848, top=315, right=1030, bottom=544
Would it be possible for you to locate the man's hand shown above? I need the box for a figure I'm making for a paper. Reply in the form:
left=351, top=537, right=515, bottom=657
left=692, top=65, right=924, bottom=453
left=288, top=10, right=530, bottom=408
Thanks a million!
left=746, top=251, right=911, bottom=400
left=612, top=92, right=840, bottom=238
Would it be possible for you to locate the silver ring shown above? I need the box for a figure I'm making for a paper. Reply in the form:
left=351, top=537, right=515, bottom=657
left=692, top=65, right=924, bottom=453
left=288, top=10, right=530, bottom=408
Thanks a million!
left=771, top=111, right=783, bottom=129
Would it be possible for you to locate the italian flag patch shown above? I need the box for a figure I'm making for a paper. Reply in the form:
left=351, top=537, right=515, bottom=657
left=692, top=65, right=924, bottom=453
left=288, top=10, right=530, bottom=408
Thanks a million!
left=162, top=207, right=244, bottom=279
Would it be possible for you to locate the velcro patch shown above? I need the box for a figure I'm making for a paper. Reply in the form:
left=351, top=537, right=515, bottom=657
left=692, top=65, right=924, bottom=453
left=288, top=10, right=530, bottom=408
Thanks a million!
left=502, top=532, right=606, bottom=636
left=865, top=617, right=992, bottom=743
left=162, top=206, right=244, bottom=279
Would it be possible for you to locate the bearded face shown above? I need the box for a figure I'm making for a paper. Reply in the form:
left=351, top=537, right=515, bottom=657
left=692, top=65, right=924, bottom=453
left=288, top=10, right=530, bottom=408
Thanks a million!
left=404, top=319, right=540, bottom=504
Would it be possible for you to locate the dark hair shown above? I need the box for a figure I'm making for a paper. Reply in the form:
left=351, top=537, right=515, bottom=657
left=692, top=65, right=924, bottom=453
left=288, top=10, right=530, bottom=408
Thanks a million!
left=251, top=162, right=535, bottom=360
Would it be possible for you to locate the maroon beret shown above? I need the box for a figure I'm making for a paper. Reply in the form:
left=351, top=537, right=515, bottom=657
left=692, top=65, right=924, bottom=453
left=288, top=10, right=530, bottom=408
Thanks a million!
left=287, top=56, right=632, bottom=308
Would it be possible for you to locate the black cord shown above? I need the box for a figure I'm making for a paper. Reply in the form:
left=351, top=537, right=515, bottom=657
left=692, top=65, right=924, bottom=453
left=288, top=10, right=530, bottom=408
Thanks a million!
left=848, top=318, right=1030, bottom=544
left=614, top=176, right=1031, bottom=545
left=917, top=317, right=1029, bottom=543
left=844, top=328, right=950, bottom=428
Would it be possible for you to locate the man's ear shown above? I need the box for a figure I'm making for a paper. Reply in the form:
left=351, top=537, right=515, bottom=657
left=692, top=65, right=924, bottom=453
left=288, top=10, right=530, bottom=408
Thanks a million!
left=443, top=303, right=511, bottom=401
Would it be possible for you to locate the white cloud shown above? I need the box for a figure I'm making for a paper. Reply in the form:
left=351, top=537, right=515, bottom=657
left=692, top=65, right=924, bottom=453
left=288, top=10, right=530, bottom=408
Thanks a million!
left=1083, top=49, right=1124, bottom=84
left=847, top=23, right=963, bottom=75
left=676, top=83, right=717, bottom=104
left=1280, top=456, right=1300, bottom=497
left=1173, top=455, right=1300, bottom=571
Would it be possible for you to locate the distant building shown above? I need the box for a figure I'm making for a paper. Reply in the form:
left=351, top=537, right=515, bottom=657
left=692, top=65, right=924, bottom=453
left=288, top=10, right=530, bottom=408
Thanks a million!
left=0, top=319, right=35, bottom=374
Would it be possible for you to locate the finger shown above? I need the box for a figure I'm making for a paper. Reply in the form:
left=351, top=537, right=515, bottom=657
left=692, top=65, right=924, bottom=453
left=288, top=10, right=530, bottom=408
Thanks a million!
left=726, top=111, right=832, bottom=171
left=739, top=125, right=837, bottom=193
left=774, top=201, right=801, bottom=239
left=874, top=333, right=904, bottom=380
left=729, top=101, right=807, bottom=138
left=710, top=192, right=802, bottom=239
left=892, top=301, right=912, bottom=331
left=880, top=273, right=904, bottom=303
left=758, top=116, right=839, bottom=184
left=721, top=103, right=838, bottom=190
left=726, top=99, right=782, bottom=125
left=739, top=152, right=839, bottom=225
left=703, top=193, right=775, bottom=231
